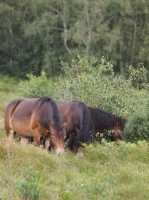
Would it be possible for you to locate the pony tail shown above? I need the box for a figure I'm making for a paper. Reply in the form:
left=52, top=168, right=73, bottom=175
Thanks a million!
left=77, top=103, right=92, bottom=144
left=4, top=99, right=23, bottom=134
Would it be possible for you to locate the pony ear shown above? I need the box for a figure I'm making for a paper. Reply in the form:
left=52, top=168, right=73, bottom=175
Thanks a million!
left=49, top=122, right=55, bottom=130
left=75, top=127, right=80, bottom=133
left=63, top=122, right=67, bottom=128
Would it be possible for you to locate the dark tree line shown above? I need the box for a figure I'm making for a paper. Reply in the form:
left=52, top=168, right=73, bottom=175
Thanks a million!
left=0, top=0, right=149, bottom=78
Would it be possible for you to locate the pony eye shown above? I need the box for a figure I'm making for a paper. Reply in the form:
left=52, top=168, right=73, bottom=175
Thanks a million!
left=51, top=135, right=56, bottom=140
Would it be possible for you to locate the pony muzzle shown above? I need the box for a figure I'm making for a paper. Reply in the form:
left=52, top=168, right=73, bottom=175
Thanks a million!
left=55, top=148, right=64, bottom=155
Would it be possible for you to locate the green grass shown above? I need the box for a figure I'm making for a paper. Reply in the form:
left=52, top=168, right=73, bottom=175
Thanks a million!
left=1, top=74, right=149, bottom=199
left=0, top=141, right=149, bottom=199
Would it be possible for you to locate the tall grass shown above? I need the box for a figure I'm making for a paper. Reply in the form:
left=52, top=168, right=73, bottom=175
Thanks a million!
left=0, top=141, right=149, bottom=199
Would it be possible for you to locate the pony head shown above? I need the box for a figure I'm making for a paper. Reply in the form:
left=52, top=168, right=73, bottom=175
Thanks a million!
left=49, top=122, right=66, bottom=155
left=110, top=117, right=127, bottom=141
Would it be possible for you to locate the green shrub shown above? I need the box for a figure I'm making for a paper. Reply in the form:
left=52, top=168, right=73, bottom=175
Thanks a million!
left=124, top=100, right=149, bottom=142
left=18, top=70, right=55, bottom=98
left=18, top=54, right=148, bottom=117
left=15, top=167, right=42, bottom=200
left=57, top=54, right=148, bottom=117
left=79, top=175, right=117, bottom=200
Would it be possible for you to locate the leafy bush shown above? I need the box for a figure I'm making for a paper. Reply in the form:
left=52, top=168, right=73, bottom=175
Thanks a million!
left=124, top=100, right=149, bottom=142
left=18, top=70, right=55, bottom=98
left=15, top=167, right=42, bottom=200
left=57, top=54, right=148, bottom=118
left=18, top=55, right=149, bottom=116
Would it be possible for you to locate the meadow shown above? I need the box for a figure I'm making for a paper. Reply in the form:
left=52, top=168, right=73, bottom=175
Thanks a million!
left=1, top=55, right=149, bottom=199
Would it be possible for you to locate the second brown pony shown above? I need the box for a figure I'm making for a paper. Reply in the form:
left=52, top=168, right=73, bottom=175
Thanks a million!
left=55, top=100, right=93, bottom=150
left=4, top=96, right=65, bottom=154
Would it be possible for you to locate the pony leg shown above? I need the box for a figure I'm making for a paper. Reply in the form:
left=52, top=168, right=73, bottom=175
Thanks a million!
left=67, top=133, right=76, bottom=151
left=20, top=137, right=29, bottom=145
left=7, top=129, right=14, bottom=144
left=32, top=130, right=41, bottom=146
left=44, top=137, right=51, bottom=151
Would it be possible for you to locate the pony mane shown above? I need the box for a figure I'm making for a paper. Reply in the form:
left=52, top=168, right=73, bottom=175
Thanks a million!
left=50, top=99, right=63, bottom=132
left=36, top=96, right=62, bottom=133
left=36, top=96, right=52, bottom=107
left=88, top=107, right=126, bottom=130
left=72, top=100, right=92, bottom=143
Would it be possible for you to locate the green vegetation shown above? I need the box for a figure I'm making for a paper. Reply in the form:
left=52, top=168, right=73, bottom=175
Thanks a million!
left=18, top=71, right=52, bottom=98
left=0, top=54, right=149, bottom=199
left=1, top=0, right=149, bottom=78
left=124, top=101, right=149, bottom=142
left=1, top=140, right=149, bottom=199
left=0, top=74, right=18, bottom=117
left=18, top=54, right=149, bottom=142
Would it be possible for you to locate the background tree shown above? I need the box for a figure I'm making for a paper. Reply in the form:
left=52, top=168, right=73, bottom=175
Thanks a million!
left=0, top=0, right=149, bottom=78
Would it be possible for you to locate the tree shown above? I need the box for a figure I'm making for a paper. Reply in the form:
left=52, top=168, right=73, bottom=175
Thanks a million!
left=0, top=0, right=149, bottom=78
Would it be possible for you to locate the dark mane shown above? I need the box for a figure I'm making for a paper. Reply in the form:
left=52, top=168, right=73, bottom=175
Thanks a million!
left=72, top=100, right=92, bottom=143
left=36, top=96, right=62, bottom=133
left=88, top=107, right=126, bottom=130
left=36, top=96, right=52, bottom=107
left=50, top=100, right=63, bottom=132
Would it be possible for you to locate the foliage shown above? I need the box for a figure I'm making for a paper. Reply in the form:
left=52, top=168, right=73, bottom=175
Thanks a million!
left=124, top=100, right=149, bottom=142
left=127, top=64, right=148, bottom=88
left=18, top=70, right=54, bottom=98
left=60, top=175, right=117, bottom=200
left=57, top=54, right=148, bottom=117
left=15, top=167, right=41, bottom=200
left=18, top=54, right=149, bottom=142
left=0, top=74, right=18, bottom=115
left=1, top=55, right=149, bottom=199
left=1, top=0, right=149, bottom=78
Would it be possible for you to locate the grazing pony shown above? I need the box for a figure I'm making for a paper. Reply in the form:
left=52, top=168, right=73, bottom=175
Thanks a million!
left=88, top=107, right=126, bottom=141
left=4, top=96, right=65, bottom=154
left=55, top=100, right=93, bottom=150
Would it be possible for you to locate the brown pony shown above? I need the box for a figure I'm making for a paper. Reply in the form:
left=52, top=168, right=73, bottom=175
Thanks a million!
left=54, top=100, right=93, bottom=150
left=4, top=96, right=65, bottom=154
left=88, top=107, right=126, bottom=141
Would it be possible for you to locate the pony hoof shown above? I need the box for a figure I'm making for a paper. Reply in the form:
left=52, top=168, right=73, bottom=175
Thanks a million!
left=77, top=152, right=84, bottom=157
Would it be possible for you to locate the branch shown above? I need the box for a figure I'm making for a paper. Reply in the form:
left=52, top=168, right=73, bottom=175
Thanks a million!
left=84, top=2, right=91, bottom=55
left=62, top=0, right=71, bottom=53
left=131, top=9, right=137, bottom=65
left=49, top=2, right=71, bottom=53
left=52, top=27, right=65, bottom=31
left=48, top=5, right=61, bottom=15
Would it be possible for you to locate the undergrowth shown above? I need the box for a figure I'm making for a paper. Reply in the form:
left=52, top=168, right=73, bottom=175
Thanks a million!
left=0, top=140, right=149, bottom=200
